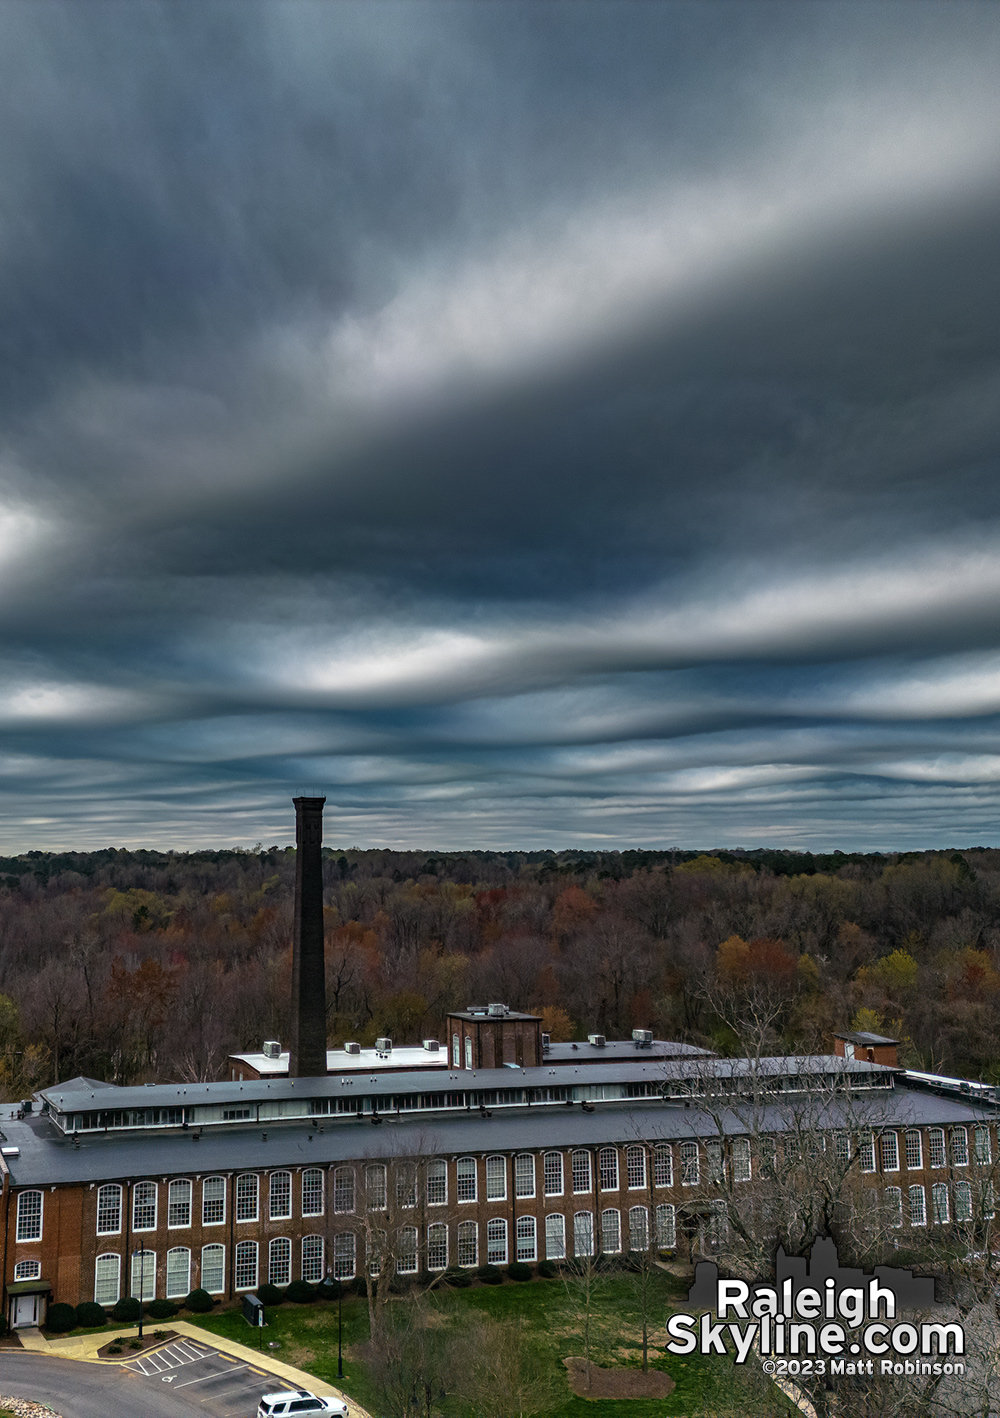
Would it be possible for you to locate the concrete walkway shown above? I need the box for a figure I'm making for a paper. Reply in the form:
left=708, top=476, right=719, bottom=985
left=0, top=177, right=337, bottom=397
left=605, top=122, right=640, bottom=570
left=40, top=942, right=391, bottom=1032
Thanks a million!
left=10, top=1321, right=370, bottom=1418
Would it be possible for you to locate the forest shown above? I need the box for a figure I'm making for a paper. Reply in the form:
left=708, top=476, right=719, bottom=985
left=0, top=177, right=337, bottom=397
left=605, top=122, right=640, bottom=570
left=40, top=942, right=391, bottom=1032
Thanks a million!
left=1, top=842, right=999, bottom=1098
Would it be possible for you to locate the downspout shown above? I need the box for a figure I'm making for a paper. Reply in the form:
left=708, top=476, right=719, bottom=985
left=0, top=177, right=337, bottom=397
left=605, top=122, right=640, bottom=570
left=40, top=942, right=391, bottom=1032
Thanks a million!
left=123, top=1180, right=132, bottom=1300
left=1, top=1166, right=11, bottom=1329
left=509, top=1155, right=515, bottom=1265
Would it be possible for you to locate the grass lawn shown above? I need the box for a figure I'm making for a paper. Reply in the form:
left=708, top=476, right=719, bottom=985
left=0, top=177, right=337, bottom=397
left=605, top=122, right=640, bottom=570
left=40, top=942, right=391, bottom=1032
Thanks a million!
left=190, top=1271, right=791, bottom=1416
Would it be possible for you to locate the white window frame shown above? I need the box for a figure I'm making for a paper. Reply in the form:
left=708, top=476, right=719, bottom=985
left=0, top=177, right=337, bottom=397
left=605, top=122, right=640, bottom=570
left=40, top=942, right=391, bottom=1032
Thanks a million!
left=96, top=1184, right=122, bottom=1236
left=884, top=1187, right=902, bottom=1229
left=543, top=1151, right=564, bottom=1197
left=14, top=1259, right=41, bottom=1281
left=732, top=1137, right=751, bottom=1183
left=626, top=1146, right=646, bottom=1190
left=456, top=1156, right=478, bottom=1203
left=514, top=1153, right=535, bottom=1199
left=572, top=1150, right=592, bottom=1194
left=905, top=1131, right=923, bottom=1170
left=269, top=1171, right=292, bottom=1221
left=951, top=1128, right=969, bottom=1167
left=928, top=1128, right=946, bottom=1169
left=269, top=1236, right=292, bottom=1286
left=427, top=1159, right=447, bottom=1207
left=398, top=1226, right=418, bottom=1274
left=600, top=1207, right=621, bottom=1254
left=516, top=1214, right=537, bottom=1263
left=427, top=1221, right=448, bottom=1271
left=235, top=1240, right=258, bottom=1290
left=880, top=1133, right=899, bottom=1173
left=598, top=1148, right=619, bottom=1191
left=485, top=1155, right=506, bottom=1201
left=859, top=1135, right=876, bottom=1174
left=235, top=1173, right=259, bottom=1223
left=130, top=1248, right=156, bottom=1301
left=909, top=1185, right=926, bottom=1227
left=202, top=1176, right=226, bottom=1226
left=629, top=1204, right=650, bottom=1251
left=94, top=1253, right=121, bottom=1306
left=302, top=1168, right=324, bottom=1217
left=168, top=1179, right=192, bottom=1229
left=680, top=1142, right=699, bottom=1186
left=931, top=1182, right=950, bottom=1225
left=333, top=1232, right=356, bottom=1280
left=166, top=1246, right=191, bottom=1299
left=132, top=1181, right=157, bottom=1232
left=366, top=1163, right=387, bottom=1211
left=573, top=1211, right=594, bottom=1257
left=545, top=1213, right=566, bottom=1260
left=201, top=1243, right=226, bottom=1294
left=333, top=1166, right=355, bottom=1214
left=301, top=1235, right=325, bottom=1283
left=654, top=1144, right=673, bottom=1188
left=457, top=1220, right=478, bottom=1268
left=486, top=1217, right=507, bottom=1266
left=656, top=1203, right=676, bottom=1249
left=16, top=1190, right=43, bottom=1243
left=975, top=1127, right=992, bottom=1166
left=955, top=1181, right=973, bottom=1223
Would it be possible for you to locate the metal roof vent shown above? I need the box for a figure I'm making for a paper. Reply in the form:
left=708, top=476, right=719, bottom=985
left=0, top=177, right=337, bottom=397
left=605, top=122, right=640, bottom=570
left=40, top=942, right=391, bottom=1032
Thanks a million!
left=262, top=1040, right=282, bottom=1060
left=422, top=1039, right=440, bottom=1052
left=588, top=1033, right=606, bottom=1048
left=487, top=1002, right=507, bottom=1017
left=632, top=1029, right=653, bottom=1047
left=375, top=1037, right=393, bottom=1057
left=345, top=1042, right=361, bottom=1055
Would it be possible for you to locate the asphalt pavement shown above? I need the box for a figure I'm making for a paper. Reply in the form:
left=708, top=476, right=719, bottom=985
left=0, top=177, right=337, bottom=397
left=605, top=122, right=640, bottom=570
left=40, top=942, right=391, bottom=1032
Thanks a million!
left=0, top=1343, right=274, bottom=1418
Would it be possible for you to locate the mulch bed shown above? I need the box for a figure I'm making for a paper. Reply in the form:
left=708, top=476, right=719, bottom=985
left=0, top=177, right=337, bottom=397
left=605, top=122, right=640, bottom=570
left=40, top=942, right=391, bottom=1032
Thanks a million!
left=0, top=1399, right=64, bottom=1417
left=96, top=1329, right=178, bottom=1359
left=563, top=1356, right=676, bottom=1400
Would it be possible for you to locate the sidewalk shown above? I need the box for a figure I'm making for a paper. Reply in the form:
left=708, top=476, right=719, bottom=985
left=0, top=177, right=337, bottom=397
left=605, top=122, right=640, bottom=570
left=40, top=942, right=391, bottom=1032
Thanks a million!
left=10, top=1321, right=371, bottom=1418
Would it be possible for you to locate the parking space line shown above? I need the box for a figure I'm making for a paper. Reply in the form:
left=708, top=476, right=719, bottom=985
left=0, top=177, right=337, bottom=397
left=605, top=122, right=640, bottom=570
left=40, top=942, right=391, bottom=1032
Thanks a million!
left=175, top=1362, right=252, bottom=1388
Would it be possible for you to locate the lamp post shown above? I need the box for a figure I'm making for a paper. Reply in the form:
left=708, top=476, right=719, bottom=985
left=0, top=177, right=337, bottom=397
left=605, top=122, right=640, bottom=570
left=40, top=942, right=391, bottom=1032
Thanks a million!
left=132, top=1247, right=145, bottom=1341
left=327, top=1265, right=343, bottom=1378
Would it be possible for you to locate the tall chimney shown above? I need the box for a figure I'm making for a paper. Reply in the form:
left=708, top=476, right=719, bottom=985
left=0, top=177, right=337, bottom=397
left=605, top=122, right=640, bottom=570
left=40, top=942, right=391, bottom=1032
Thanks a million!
left=290, top=796, right=328, bottom=1077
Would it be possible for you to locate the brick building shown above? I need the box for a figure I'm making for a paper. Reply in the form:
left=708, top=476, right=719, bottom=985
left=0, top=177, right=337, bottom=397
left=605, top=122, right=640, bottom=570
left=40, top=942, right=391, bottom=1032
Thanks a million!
left=3, top=1048, right=998, bottom=1328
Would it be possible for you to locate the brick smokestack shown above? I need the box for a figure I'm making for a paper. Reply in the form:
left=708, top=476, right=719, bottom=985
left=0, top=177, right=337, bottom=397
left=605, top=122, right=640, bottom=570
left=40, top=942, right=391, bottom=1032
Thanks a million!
left=290, top=796, right=328, bottom=1078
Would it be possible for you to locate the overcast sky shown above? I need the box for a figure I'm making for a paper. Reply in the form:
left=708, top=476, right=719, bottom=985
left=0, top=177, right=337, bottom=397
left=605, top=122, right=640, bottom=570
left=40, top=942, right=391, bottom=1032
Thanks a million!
left=2, top=2, right=1000, bottom=852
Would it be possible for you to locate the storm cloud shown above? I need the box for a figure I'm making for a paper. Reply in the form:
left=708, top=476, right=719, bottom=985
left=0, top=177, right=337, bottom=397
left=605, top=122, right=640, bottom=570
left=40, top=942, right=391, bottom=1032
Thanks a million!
left=2, top=1, right=1000, bottom=850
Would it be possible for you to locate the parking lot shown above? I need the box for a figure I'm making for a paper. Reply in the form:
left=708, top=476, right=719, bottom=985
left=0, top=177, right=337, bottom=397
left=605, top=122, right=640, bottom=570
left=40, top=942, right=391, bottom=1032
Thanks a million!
left=122, top=1336, right=275, bottom=1416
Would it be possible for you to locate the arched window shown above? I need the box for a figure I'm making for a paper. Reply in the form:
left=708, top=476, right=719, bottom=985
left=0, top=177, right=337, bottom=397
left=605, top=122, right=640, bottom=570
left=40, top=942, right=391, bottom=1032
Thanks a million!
left=333, top=1232, right=356, bottom=1280
left=573, top=1212, right=594, bottom=1257
left=655, top=1204, right=676, bottom=1249
left=333, top=1167, right=355, bottom=1214
left=366, top=1164, right=387, bottom=1211
left=458, top=1220, right=478, bottom=1267
left=395, top=1162, right=418, bottom=1209
left=301, top=1235, right=325, bottom=1283
left=130, top=1249, right=156, bottom=1301
left=168, top=1179, right=192, bottom=1228
left=572, top=1151, right=592, bottom=1194
left=427, top=1222, right=448, bottom=1271
left=626, top=1146, right=646, bottom=1190
left=954, top=1181, right=973, bottom=1222
left=426, top=1160, right=447, bottom=1206
left=367, top=1228, right=387, bottom=1277
left=201, top=1244, right=225, bottom=1294
left=132, top=1182, right=157, bottom=1231
left=905, top=1131, right=923, bottom=1170
left=485, top=1156, right=506, bottom=1201
left=975, top=1127, right=992, bottom=1166
left=543, top=1152, right=564, bottom=1196
left=516, top=1215, right=537, bottom=1263
left=880, top=1134, right=899, bottom=1173
left=628, top=1205, right=649, bottom=1251
left=94, top=1254, right=120, bottom=1306
left=96, top=1184, right=122, bottom=1236
left=14, top=1260, right=41, bottom=1282
left=269, top=1237, right=291, bottom=1286
left=598, top=1148, right=619, bottom=1191
left=202, top=1176, right=226, bottom=1226
left=14, top=1191, right=41, bottom=1247
left=166, top=1247, right=191, bottom=1299
left=908, top=1187, right=926, bottom=1227
left=545, top=1213, right=566, bottom=1260
left=514, top=1154, right=535, bottom=1199
left=928, top=1128, right=946, bottom=1168
left=600, top=1208, right=621, bottom=1254
left=398, top=1227, right=419, bottom=1274
left=456, top=1157, right=477, bottom=1203
left=883, top=1188, right=902, bottom=1230
left=931, top=1183, right=949, bottom=1225
left=235, top=1174, right=259, bottom=1222
left=486, top=1217, right=507, bottom=1266
left=302, top=1168, right=324, bottom=1216
left=269, top=1172, right=292, bottom=1221
left=951, top=1128, right=969, bottom=1167
left=732, top=1138, right=751, bottom=1183
left=679, top=1142, right=699, bottom=1186
left=653, top=1145, right=672, bottom=1188
left=235, top=1240, right=258, bottom=1290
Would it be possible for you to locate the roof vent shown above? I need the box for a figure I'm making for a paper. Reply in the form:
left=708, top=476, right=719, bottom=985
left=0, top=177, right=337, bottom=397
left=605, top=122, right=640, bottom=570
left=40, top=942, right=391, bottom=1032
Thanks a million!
left=1, top=1146, right=19, bottom=1157
left=262, top=1040, right=281, bottom=1060
left=541, top=1033, right=551, bottom=1051
left=375, top=1037, right=393, bottom=1056
left=588, top=1033, right=606, bottom=1048
left=632, top=1029, right=653, bottom=1047
left=345, top=1042, right=361, bottom=1055
left=488, top=1002, right=507, bottom=1017
left=422, top=1039, right=440, bottom=1052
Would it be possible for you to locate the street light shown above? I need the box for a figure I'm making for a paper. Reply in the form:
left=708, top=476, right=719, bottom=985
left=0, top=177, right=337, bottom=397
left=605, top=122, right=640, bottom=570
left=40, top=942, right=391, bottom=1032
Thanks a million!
left=327, top=1265, right=343, bottom=1378
left=132, top=1247, right=145, bottom=1341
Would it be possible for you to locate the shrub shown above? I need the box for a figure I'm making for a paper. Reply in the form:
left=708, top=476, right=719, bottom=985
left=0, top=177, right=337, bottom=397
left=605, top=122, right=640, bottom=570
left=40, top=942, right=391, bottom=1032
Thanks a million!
left=415, top=1270, right=434, bottom=1288
left=74, top=1301, right=107, bottom=1328
left=45, top=1303, right=77, bottom=1333
left=506, top=1262, right=533, bottom=1283
left=183, top=1289, right=214, bottom=1313
left=146, top=1298, right=177, bottom=1320
left=283, top=1279, right=316, bottom=1304
left=257, top=1283, right=285, bottom=1307
left=537, top=1260, right=559, bottom=1279
left=129, top=1338, right=142, bottom=1350
left=112, top=1296, right=141, bottom=1323
left=107, top=1344, right=122, bottom=1355
left=476, top=1265, right=504, bottom=1285
left=349, top=1276, right=368, bottom=1297
left=444, top=1268, right=472, bottom=1287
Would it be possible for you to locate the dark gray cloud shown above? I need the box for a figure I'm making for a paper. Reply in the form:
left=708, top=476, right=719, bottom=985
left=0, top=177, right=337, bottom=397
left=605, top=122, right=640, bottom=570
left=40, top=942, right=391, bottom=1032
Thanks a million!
left=1, top=1, right=1000, bottom=850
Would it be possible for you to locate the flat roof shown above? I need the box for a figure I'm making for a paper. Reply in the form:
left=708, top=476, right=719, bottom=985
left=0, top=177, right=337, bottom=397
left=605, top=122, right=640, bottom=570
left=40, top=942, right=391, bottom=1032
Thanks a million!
left=546, top=1040, right=712, bottom=1062
left=0, top=1078, right=992, bottom=1189
left=450, top=1008, right=541, bottom=1022
left=836, top=1032, right=900, bottom=1046
left=229, top=1046, right=449, bottom=1077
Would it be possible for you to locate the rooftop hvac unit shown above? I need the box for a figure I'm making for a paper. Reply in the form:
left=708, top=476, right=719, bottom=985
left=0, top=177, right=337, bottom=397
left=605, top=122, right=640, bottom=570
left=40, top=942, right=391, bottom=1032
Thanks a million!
left=632, top=1029, right=653, bottom=1047
left=375, top=1037, right=393, bottom=1055
left=541, top=1032, right=551, bottom=1051
left=262, top=1040, right=282, bottom=1060
left=588, top=1033, right=606, bottom=1048
left=487, top=1002, right=507, bottom=1017
left=345, top=1041, right=361, bottom=1055
left=422, top=1039, right=440, bottom=1052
